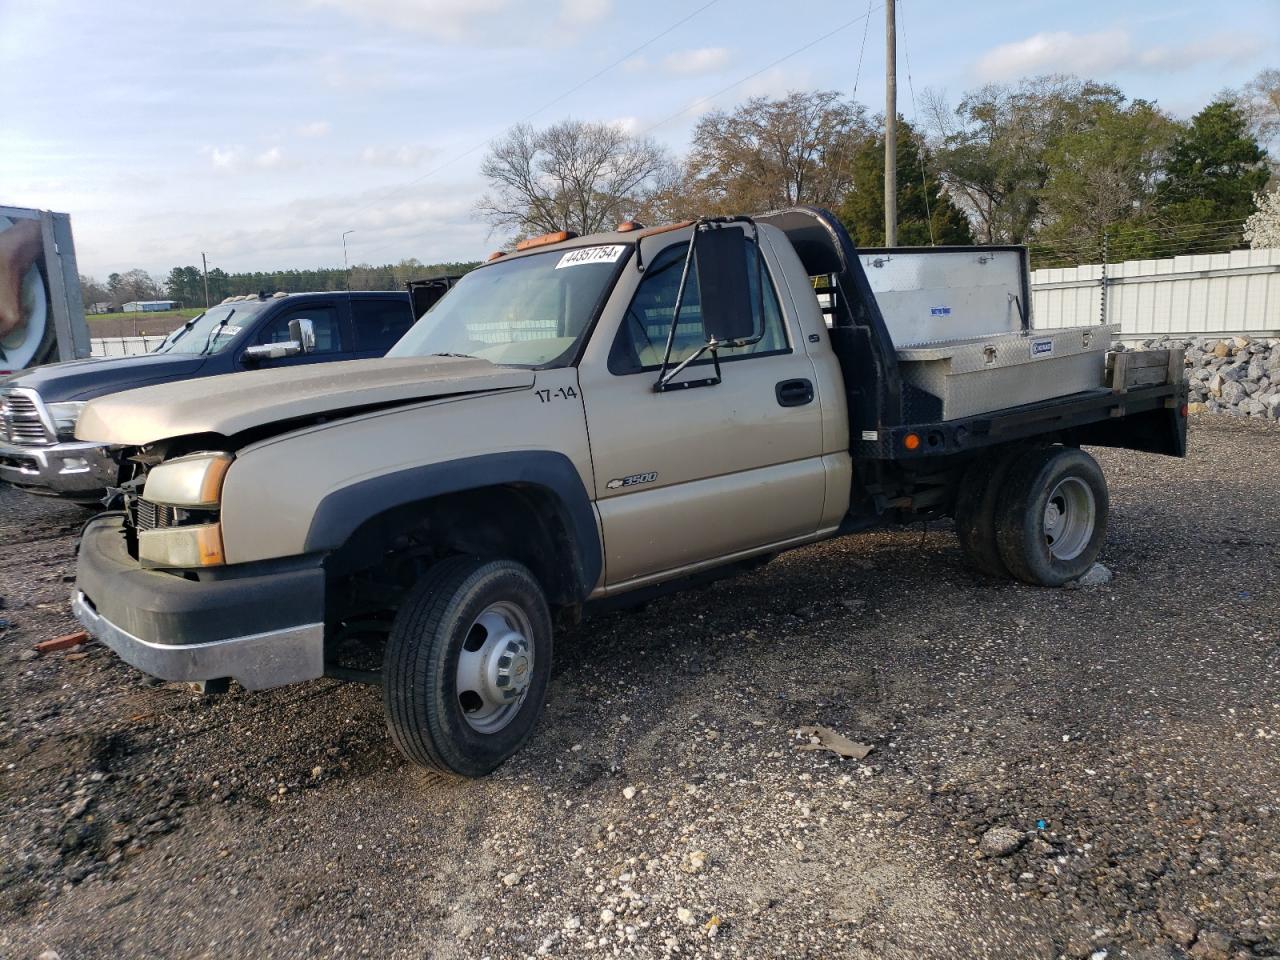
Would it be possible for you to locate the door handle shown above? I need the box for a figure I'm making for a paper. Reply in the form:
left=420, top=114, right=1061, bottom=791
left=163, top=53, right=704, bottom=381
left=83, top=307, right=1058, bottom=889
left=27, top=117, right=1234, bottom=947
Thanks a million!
left=775, top=378, right=814, bottom=407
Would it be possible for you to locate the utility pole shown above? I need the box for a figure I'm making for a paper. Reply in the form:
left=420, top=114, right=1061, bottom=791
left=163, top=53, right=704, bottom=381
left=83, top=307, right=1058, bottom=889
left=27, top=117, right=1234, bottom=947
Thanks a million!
left=342, top=230, right=355, bottom=292
left=200, top=252, right=210, bottom=308
left=884, top=0, right=898, bottom=247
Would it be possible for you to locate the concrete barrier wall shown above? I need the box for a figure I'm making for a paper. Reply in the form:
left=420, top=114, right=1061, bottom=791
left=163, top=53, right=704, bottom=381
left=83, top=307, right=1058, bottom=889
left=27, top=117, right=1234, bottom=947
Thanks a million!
left=1032, top=248, right=1280, bottom=338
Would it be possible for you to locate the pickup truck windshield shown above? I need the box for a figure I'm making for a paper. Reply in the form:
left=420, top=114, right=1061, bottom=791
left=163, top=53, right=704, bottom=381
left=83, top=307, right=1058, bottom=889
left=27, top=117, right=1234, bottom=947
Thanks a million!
left=388, top=245, right=628, bottom=368
left=156, top=301, right=268, bottom=356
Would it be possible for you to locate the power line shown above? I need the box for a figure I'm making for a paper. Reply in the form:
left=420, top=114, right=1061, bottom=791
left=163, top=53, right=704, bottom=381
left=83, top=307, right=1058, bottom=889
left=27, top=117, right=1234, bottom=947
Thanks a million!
left=634, top=6, right=883, bottom=139
left=360, top=5, right=885, bottom=264
left=333, top=0, right=723, bottom=253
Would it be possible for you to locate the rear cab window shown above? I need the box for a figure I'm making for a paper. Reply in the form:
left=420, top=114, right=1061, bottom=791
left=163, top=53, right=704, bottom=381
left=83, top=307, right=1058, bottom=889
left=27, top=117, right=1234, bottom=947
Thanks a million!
left=352, top=298, right=414, bottom=354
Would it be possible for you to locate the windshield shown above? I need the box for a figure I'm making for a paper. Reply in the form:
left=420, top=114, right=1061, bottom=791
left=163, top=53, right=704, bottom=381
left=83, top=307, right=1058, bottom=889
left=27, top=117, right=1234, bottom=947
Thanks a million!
left=388, top=245, right=629, bottom=367
left=156, top=301, right=268, bottom=356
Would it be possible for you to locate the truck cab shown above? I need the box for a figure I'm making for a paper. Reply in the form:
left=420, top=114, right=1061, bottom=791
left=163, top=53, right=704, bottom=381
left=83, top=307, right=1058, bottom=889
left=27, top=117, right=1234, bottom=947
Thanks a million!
left=69, top=209, right=1187, bottom=778
left=0, top=290, right=416, bottom=502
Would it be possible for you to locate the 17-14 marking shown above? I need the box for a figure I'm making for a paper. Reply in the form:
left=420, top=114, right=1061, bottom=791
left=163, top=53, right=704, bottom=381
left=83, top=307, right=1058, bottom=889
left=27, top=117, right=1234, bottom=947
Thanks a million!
left=535, top=386, right=579, bottom=403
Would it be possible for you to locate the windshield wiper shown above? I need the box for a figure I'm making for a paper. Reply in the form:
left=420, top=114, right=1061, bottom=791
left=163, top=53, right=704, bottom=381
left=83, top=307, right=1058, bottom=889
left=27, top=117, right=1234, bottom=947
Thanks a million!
left=157, top=313, right=203, bottom=353
left=198, top=309, right=235, bottom=356
left=430, top=352, right=477, bottom=359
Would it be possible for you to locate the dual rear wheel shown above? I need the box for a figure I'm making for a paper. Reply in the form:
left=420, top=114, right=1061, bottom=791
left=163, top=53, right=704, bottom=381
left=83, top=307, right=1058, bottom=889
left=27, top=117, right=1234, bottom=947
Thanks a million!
left=954, top=445, right=1109, bottom=586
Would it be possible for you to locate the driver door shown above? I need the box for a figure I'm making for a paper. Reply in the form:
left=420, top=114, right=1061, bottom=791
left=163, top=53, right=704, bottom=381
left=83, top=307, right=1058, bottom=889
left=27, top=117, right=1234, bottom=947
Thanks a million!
left=579, top=232, right=826, bottom=589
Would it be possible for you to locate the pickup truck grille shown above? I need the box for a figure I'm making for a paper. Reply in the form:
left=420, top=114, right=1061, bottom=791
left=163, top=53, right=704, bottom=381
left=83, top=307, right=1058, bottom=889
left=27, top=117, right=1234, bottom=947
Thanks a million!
left=0, top=390, right=51, bottom=445
left=133, top=498, right=178, bottom=531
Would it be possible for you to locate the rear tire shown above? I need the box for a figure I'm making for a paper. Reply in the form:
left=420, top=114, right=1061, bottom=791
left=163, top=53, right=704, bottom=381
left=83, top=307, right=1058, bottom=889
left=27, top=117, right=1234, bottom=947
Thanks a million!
left=953, top=447, right=1024, bottom=578
left=383, top=556, right=552, bottom=777
left=994, top=447, right=1109, bottom=587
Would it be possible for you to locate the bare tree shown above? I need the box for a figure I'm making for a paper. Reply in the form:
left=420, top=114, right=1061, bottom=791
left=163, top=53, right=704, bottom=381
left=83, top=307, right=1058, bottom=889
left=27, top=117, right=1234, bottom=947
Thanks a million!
left=686, top=91, right=871, bottom=214
left=478, top=120, right=671, bottom=238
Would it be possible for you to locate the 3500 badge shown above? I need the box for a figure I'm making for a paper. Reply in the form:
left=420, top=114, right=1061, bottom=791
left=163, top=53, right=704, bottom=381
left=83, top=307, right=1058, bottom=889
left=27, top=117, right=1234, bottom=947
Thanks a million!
left=606, top=472, right=658, bottom=490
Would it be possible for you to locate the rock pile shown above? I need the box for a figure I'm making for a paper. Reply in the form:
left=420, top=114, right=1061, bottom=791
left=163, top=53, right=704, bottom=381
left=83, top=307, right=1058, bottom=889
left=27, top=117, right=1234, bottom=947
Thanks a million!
left=1119, top=335, right=1280, bottom=419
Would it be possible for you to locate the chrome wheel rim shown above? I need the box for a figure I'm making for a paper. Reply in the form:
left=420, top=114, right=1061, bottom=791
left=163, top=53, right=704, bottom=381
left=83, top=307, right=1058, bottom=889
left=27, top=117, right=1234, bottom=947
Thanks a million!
left=456, top=602, right=534, bottom=734
left=1043, top=476, right=1096, bottom=561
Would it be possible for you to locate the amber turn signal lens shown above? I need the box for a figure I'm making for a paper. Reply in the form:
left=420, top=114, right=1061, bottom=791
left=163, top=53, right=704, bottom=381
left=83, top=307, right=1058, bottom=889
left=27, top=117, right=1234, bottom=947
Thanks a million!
left=903, top=433, right=921, bottom=450
left=515, top=230, right=578, bottom=251
left=615, top=220, right=645, bottom=232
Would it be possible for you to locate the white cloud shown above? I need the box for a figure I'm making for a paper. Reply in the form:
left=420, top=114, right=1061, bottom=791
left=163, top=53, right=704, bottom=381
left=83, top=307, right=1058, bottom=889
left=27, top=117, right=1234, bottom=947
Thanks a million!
left=622, top=56, right=648, bottom=74
left=1136, top=34, right=1264, bottom=71
left=208, top=146, right=243, bottom=170
left=662, top=47, right=730, bottom=76
left=975, top=29, right=1264, bottom=82
left=976, top=29, right=1131, bottom=81
left=609, top=116, right=640, bottom=135
left=254, top=146, right=283, bottom=168
left=297, top=120, right=331, bottom=137
left=361, top=144, right=437, bottom=167
left=559, top=0, right=611, bottom=26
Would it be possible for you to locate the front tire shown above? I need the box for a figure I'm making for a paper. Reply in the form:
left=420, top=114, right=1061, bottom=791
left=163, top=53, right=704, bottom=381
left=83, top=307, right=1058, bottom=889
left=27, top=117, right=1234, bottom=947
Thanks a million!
left=994, top=447, right=1109, bottom=587
left=383, top=556, right=552, bottom=777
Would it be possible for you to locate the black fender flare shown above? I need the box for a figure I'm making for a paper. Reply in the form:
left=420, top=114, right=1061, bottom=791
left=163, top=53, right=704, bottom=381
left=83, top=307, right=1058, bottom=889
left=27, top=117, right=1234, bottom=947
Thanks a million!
left=304, top=451, right=602, bottom=601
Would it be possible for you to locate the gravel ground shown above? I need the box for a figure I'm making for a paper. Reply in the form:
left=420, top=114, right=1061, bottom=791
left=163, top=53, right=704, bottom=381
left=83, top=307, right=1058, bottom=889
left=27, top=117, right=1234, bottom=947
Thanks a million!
left=1, top=415, right=1277, bottom=960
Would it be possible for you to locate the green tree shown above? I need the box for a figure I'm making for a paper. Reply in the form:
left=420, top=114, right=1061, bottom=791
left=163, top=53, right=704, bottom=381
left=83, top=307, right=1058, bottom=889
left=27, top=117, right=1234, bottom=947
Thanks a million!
left=837, top=119, right=973, bottom=247
left=1035, top=99, right=1179, bottom=259
left=685, top=90, right=871, bottom=215
left=926, top=76, right=1127, bottom=243
left=1156, top=100, right=1270, bottom=250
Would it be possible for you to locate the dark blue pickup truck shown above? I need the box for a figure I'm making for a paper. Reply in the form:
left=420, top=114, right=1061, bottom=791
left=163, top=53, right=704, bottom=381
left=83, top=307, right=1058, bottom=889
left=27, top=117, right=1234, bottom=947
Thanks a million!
left=0, top=290, right=417, bottom=503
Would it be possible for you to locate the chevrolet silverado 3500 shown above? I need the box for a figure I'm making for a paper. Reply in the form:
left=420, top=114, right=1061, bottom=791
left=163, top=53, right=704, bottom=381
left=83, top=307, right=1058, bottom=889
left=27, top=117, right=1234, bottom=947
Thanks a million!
left=70, top=208, right=1186, bottom=777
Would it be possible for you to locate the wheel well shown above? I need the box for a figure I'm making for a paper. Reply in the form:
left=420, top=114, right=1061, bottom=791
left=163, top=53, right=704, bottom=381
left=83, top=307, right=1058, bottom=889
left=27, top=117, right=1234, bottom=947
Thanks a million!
left=324, top=483, right=586, bottom=610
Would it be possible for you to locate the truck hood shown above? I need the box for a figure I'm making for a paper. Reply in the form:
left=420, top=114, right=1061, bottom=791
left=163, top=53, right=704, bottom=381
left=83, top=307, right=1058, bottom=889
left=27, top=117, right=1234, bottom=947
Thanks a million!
left=1, top=353, right=207, bottom=403
left=77, top=356, right=534, bottom=446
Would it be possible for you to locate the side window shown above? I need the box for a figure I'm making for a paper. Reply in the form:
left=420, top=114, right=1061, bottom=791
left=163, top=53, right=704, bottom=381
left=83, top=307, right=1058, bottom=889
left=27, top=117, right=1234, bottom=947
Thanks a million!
left=609, top=240, right=788, bottom=374
left=352, top=298, right=414, bottom=353
left=255, top=304, right=342, bottom=354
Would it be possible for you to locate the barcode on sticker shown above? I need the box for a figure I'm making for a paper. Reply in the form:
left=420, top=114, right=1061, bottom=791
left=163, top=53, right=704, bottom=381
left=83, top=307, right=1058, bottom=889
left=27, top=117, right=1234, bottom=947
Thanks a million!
left=555, top=245, right=627, bottom=268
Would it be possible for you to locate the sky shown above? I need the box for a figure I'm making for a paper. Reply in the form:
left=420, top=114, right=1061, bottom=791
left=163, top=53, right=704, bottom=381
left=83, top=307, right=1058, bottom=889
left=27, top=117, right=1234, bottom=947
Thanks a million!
left=1, top=0, right=1275, bottom=280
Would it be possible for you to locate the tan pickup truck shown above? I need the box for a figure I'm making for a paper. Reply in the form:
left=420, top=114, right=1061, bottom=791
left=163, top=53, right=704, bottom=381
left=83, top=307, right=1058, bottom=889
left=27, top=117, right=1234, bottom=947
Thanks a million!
left=71, top=208, right=1187, bottom=777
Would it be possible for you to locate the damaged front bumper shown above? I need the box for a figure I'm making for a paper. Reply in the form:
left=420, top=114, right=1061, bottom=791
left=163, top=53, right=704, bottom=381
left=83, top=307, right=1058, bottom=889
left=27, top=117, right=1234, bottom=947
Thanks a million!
left=73, top=516, right=326, bottom=691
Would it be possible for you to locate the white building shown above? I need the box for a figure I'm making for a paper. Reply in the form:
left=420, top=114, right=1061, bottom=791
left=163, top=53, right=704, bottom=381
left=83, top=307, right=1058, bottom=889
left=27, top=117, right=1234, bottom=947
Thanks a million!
left=121, top=300, right=178, bottom=312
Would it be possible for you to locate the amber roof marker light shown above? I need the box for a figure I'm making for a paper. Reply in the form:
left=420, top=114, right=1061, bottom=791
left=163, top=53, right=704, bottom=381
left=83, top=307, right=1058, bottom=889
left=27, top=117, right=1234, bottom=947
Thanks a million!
left=515, top=230, right=578, bottom=252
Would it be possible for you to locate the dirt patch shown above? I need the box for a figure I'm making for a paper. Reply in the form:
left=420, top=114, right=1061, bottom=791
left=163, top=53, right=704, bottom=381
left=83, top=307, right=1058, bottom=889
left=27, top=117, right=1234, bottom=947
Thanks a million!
left=1, top=415, right=1277, bottom=958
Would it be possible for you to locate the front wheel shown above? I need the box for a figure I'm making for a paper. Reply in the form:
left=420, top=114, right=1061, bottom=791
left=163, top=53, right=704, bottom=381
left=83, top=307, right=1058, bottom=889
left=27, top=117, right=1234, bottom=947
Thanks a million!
left=383, top=556, right=552, bottom=777
left=995, top=447, right=1109, bottom=587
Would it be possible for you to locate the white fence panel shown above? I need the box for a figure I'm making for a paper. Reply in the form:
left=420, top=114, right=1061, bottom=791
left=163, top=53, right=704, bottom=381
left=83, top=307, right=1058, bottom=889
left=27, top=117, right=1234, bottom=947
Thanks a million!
left=1031, top=248, right=1280, bottom=339
left=90, top=335, right=168, bottom=357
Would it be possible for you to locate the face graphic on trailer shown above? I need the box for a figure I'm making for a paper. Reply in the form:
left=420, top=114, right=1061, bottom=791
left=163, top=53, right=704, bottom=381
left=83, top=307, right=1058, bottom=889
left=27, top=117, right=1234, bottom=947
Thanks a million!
left=0, top=214, right=58, bottom=372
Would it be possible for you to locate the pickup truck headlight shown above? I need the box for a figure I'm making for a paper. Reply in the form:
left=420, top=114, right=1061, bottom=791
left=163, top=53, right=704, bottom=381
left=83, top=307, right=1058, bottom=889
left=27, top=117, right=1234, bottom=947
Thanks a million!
left=138, top=453, right=232, bottom=568
left=47, top=401, right=87, bottom=441
left=142, top=452, right=232, bottom=508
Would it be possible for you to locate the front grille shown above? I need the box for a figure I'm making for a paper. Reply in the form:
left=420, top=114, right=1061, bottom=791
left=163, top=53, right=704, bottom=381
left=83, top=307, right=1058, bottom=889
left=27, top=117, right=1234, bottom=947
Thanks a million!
left=133, top=498, right=178, bottom=531
left=0, top=391, right=51, bottom=445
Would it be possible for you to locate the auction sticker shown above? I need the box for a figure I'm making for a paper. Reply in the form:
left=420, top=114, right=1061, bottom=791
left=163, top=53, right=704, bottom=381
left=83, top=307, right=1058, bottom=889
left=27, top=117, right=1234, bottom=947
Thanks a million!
left=555, top=245, right=627, bottom=269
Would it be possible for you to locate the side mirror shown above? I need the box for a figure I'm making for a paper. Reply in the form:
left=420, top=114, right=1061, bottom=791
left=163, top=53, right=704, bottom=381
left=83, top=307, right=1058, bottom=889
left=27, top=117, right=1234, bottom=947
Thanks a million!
left=694, top=226, right=755, bottom=345
left=243, top=341, right=302, bottom=362
left=288, top=318, right=316, bottom=353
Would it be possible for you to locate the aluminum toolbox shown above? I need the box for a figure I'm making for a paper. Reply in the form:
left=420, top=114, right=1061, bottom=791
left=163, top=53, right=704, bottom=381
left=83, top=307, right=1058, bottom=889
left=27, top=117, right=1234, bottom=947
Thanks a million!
left=895, top=324, right=1118, bottom=421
